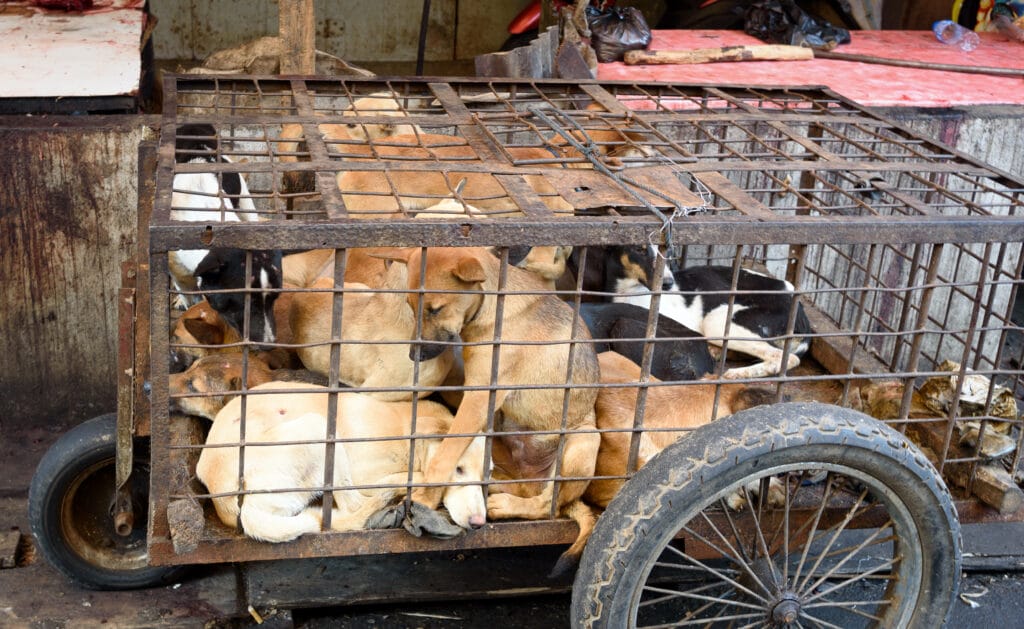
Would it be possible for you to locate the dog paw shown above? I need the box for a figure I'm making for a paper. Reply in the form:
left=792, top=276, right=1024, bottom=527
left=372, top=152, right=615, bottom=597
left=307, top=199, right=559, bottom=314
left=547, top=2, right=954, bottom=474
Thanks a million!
left=365, top=500, right=407, bottom=531
left=486, top=492, right=518, bottom=519
left=364, top=500, right=463, bottom=540
left=407, top=502, right=464, bottom=539
left=725, top=477, right=785, bottom=511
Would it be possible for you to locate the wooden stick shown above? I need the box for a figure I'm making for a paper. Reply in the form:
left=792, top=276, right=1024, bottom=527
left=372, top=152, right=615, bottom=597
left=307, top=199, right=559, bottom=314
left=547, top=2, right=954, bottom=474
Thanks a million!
left=814, top=49, right=1024, bottom=78
left=624, top=45, right=813, bottom=65
left=279, top=0, right=316, bottom=75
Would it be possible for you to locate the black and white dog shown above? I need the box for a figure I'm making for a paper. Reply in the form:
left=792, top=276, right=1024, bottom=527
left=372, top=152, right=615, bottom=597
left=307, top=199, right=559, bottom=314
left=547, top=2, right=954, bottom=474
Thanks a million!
left=578, top=302, right=714, bottom=381
left=193, top=248, right=282, bottom=345
left=169, top=124, right=280, bottom=344
left=615, top=263, right=812, bottom=379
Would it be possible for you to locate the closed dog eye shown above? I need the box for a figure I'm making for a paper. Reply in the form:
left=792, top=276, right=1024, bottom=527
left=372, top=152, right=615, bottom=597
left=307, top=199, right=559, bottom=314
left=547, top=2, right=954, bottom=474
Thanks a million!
left=425, top=305, right=444, bottom=317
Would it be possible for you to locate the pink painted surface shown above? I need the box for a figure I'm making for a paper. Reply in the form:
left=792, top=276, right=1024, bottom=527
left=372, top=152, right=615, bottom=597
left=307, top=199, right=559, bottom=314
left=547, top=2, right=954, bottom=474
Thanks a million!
left=598, top=30, right=1024, bottom=107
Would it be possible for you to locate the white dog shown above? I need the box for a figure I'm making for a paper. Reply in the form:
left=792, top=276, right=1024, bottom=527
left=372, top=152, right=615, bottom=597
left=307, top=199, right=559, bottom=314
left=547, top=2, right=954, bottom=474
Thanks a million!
left=196, top=382, right=488, bottom=543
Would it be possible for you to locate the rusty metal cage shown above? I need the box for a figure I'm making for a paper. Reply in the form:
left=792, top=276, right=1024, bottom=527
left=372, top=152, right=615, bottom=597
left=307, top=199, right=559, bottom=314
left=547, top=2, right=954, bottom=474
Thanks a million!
left=147, top=75, right=1024, bottom=582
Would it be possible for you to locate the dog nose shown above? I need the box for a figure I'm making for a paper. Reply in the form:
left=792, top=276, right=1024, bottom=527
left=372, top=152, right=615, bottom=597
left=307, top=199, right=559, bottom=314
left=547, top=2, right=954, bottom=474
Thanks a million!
left=468, top=514, right=486, bottom=529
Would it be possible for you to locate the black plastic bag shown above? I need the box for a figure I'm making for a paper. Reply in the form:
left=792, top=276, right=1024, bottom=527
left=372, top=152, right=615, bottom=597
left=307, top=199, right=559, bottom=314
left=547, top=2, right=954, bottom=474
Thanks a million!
left=744, top=0, right=851, bottom=50
left=587, top=6, right=652, bottom=63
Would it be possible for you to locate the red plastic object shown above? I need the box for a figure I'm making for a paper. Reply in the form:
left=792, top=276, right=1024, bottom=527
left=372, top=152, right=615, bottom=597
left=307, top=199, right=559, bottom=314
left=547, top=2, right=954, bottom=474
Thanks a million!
left=508, top=1, right=541, bottom=34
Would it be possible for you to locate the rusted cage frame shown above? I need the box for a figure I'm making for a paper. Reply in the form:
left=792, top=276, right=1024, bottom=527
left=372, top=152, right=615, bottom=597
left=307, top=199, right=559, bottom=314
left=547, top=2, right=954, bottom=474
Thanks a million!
left=143, top=75, right=1024, bottom=566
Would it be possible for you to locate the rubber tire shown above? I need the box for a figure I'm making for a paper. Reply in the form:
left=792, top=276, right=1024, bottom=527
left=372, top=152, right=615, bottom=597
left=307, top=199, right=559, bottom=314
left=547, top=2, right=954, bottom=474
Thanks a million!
left=571, top=402, right=962, bottom=629
left=28, top=413, right=180, bottom=590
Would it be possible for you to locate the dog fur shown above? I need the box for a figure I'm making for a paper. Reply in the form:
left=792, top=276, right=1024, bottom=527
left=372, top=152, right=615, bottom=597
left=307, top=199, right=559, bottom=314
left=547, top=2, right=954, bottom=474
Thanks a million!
left=193, top=248, right=283, bottom=346
left=168, top=352, right=326, bottom=420
left=386, top=248, right=600, bottom=541
left=584, top=351, right=775, bottom=508
left=170, top=124, right=260, bottom=309
left=169, top=299, right=243, bottom=373
left=334, top=134, right=574, bottom=217
left=616, top=265, right=811, bottom=379
left=196, top=381, right=487, bottom=542
left=578, top=302, right=713, bottom=381
left=289, top=266, right=455, bottom=401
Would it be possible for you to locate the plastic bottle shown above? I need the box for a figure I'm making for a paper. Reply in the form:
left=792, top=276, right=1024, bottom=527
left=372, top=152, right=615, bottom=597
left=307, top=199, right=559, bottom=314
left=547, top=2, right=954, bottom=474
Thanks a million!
left=932, top=20, right=981, bottom=52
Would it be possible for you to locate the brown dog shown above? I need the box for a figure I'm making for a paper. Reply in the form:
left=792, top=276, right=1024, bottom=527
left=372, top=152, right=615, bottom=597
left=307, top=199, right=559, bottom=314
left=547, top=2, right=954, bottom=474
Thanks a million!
left=583, top=351, right=775, bottom=509
left=388, top=247, right=600, bottom=534
left=168, top=352, right=326, bottom=420
left=169, top=300, right=244, bottom=373
left=334, top=134, right=574, bottom=217
left=289, top=264, right=455, bottom=401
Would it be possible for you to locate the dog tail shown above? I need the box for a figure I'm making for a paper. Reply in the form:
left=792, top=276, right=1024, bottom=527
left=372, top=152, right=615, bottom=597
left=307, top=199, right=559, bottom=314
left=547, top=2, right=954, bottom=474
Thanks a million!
left=239, top=502, right=322, bottom=544
left=548, top=499, right=598, bottom=579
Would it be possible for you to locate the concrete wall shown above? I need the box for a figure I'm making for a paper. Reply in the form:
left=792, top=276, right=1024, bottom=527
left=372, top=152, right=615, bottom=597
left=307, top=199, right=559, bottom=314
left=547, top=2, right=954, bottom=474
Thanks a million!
left=150, top=0, right=532, bottom=64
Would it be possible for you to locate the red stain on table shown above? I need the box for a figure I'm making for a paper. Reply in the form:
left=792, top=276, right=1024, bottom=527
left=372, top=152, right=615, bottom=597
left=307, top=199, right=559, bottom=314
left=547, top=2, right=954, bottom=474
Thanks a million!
left=598, top=30, right=1024, bottom=107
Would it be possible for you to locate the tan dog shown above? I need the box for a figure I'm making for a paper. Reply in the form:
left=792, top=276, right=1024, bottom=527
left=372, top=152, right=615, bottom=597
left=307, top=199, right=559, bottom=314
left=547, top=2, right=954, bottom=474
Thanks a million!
left=388, top=247, right=600, bottom=535
left=168, top=352, right=326, bottom=420
left=334, top=134, right=574, bottom=218
left=169, top=300, right=243, bottom=373
left=168, top=352, right=275, bottom=420
left=551, top=127, right=656, bottom=169
left=197, top=381, right=487, bottom=543
left=583, top=351, right=776, bottom=509
left=289, top=264, right=455, bottom=401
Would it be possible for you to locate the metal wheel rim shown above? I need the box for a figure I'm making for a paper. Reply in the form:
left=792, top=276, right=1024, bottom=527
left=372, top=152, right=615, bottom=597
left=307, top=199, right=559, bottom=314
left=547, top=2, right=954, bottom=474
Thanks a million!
left=59, top=455, right=151, bottom=572
left=627, top=462, right=923, bottom=629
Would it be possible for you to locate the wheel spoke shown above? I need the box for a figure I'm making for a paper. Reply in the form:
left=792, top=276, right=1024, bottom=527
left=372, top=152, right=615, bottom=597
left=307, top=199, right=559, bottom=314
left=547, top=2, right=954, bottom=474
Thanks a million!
left=642, top=584, right=766, bottom=612
left=798, top=609, right=850, bottom=629
left=639, top=610, right=768, bottom=628
left=800, top=555, right=900, bottom=605
left=686, top=514, right=774, bottom=600
left=801, top=520, right=896, bottom=596
left=661, top=543, right=772, bottom=605
left=791, top=473, right=836, bottom=587
left=804, top=599, right=890, bottom=622
left=639, top=581, right=730, bottom=608
left=738, top=484, right=778, bottom=590
left=795, top=486, right=870, bottom=594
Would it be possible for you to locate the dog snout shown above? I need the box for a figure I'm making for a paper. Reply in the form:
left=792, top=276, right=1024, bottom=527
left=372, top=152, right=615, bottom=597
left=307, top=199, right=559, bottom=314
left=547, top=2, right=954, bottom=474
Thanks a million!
left=468, top=513, right=486, bottom=529
left=409, top=331, right=457, bottom=361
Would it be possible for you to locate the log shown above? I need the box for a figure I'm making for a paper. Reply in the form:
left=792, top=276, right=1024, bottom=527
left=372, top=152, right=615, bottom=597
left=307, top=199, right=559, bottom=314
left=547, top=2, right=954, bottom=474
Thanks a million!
left=625, top=45, right=814, bottom=65
left=279, top=0, right=316, bottom=74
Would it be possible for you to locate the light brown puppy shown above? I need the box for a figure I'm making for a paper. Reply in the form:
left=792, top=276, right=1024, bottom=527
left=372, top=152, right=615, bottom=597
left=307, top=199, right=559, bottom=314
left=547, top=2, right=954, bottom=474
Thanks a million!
left=289, top=264, right=455, bottom=401
left=334, top=134, right=574, bottom=217
left=169, top=299, right=243, bottom=373
left=197, top=382, right=487, bottom=543
left=583, top=351, right=775, bottom=509
left=388, top=247, right=600, bottom=530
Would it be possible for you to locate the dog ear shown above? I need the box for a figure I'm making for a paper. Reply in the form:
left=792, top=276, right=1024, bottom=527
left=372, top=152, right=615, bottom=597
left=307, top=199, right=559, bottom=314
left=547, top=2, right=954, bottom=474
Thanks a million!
left=193, top=250, right=226, bottom=277
left=453, top=257, right=486, bottom=284
left=183, top=318, right=226, bottom=345
left=366, top=248, right=413, bottom=269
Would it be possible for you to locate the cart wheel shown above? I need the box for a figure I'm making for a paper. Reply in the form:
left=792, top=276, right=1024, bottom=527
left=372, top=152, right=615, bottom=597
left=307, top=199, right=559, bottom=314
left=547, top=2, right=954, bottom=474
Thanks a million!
left=28, top=413, right=180, bottom=590
left=571, top=402, right=961, bottom=629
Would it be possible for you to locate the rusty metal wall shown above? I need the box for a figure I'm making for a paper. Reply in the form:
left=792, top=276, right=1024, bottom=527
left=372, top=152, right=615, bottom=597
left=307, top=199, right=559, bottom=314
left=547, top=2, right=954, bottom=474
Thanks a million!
left=0, top=117, right=157, bottom=429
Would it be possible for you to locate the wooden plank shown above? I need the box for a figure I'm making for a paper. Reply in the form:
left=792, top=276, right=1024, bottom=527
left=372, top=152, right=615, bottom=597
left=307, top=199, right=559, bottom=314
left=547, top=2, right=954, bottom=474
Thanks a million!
left=0, top=3, right=145, bottom=98
left=803, top=302, right=891, bottom=379
left=279, top=0, right=316, bottom=75
left=244, top=546, right=576, bottom=609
